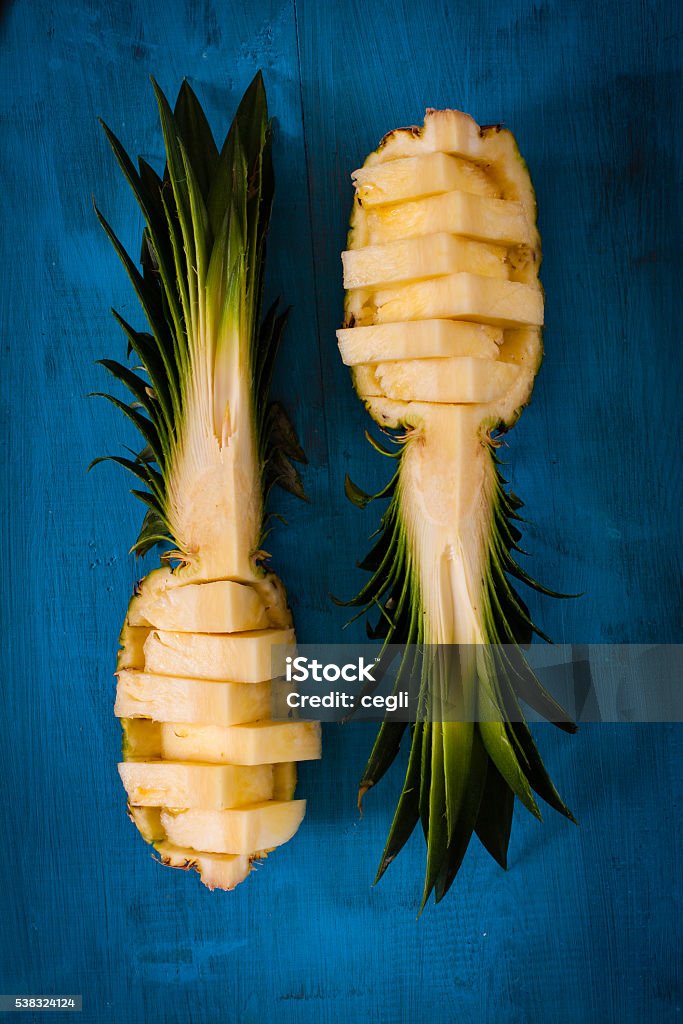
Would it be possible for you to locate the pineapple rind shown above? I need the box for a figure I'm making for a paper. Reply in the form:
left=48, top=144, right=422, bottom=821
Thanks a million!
left=153, top=841, right=252, bottom=891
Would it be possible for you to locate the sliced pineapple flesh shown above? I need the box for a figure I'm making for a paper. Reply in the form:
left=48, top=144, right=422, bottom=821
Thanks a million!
left=118, top=761, right=275, bottom=809
left=371, top=274, right=542, bottom=329
left=160, top=800, right=307, bottom=855
left=337, top=320, right=502, bottom=365
left=143, top=627, right=294, bottom=683
left=352, top=151, right=500, bottom=205
left=117, top=624, right=150, bottom=670
left=340, top=112, right=543, bottom=419
left=342, top=233, right=509, bottom=289
left=369, top=357, right=522, bottom=404
left=127, top=572, right=270, bottom=633
left=122, top=718, right=322, bottom=766
left=116, top=571, right=320, bottom=891
left=364, top=191, right=531, bottom=247
left=115, top=671, right=272, bottom=725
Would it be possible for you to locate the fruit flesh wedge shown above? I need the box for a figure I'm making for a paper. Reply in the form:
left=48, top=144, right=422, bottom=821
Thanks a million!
left=342, top=233, right=508, bottom=289
left=126, top=761, right=297, bottom=822
left=143, top=628, right=294, bottom=683
left=337, top=320, right=501, bottom=364
left=118, top=761, right=275, bottom=809
left=160, top=800, right=307, bottom=855
left=364, top=191, right=531, bottom=247
left=352, top=151, right=500, bottom=205
left=127, top=573, right=270, bottom=633
left=368, top=357, right=523, bottom=404
left=370, top=274, right=543, bottom=328
left=115, top=670, right=271, bottom=725
left=122, top=719, right=322, bottom=766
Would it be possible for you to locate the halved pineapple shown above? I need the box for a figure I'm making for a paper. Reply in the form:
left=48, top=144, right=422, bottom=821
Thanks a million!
left=97, top=75, right=320, bottom=891
left=338, top=108, right=574, bottom=907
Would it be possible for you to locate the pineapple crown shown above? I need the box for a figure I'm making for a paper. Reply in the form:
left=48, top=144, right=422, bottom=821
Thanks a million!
left=90, top=72, right=306, bottom=560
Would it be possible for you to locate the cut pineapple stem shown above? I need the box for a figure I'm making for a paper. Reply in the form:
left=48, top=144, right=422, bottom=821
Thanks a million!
left=340, top=107, right=573, bottom=907
left=98, top=74, right=319, bottom=891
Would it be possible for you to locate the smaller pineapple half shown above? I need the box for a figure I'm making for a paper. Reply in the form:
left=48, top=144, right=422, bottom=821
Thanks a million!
left=94, top=73, right=320, bottom=890
left=339, top=110, right=575, bottom=907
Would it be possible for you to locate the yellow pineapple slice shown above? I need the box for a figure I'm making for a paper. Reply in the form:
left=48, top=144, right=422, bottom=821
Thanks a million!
left=142, top=627, right=294, bottom=683
left=342, top=233, right=508, bottom=289
left=115, top=670, right=271, bottom=725
left=160, top=800, right=307, bottom=855
left=337, top=320, right=501, bottom=365
left=372, top=273, right=543, bottom=328
left=122, top=719, right=322, bottom=766
left=364, top=356, right=522, bottom=404
left=364, top=191, right=531, bottom=247
left=127, top=573, right=270, bottom=633
left=352, top=151, right=500, bottom=206
left=153, top=842, right=251, bottom=891
left=118, top=761, right=275, bottom=810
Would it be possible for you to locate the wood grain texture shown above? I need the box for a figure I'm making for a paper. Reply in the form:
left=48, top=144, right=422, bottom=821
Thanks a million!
left=0, top=0, right=681, bottom=1021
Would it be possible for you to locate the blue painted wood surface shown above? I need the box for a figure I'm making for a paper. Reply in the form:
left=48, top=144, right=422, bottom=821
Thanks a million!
left=1, top=1, right=681, bottom=1021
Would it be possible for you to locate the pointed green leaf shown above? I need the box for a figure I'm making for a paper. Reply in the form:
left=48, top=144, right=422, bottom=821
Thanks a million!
left=174, top=79, right=219, bottom=201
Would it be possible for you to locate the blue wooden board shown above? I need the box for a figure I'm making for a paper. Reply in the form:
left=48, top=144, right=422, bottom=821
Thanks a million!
left=1, top=0, right=681, bottom=1021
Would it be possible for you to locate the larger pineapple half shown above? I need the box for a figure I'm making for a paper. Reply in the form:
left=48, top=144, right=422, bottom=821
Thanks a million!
left=94, top=74, right=320, bottom=890
left=338, top=110, right=575, bottom=907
